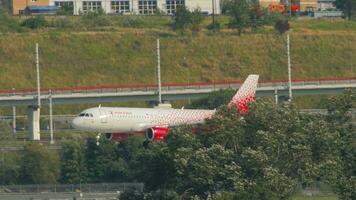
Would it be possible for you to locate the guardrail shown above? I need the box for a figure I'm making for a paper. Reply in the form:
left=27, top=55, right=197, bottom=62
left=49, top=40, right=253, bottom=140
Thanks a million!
left=0, top=77, right=355, bottom=97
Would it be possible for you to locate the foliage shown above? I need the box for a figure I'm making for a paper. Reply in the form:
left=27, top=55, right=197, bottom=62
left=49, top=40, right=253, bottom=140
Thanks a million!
left=275, top=20, right=290, bottom=34
left=0, top=152, right=21, bottom=185
left=53, top=17, right=75, bottom=29
left=0, top=90, right=355, bottom=200
left=80, top=10, right=112, bottom=27
left=57, top=3, right=74, bottom=15
left=85, top=138, right=128, bottom=182
left=172, top=6, right=192, bottom=32
left=227, top=0, right=251, bottom=35
left=119, top=189, right=145, bottom=200
left=60, top=140, right=87, bottom=183
left=334, top=0, right=356, bottom=20
left=172, top=6, right=204, bottom=33
left=190, top=8, right=204, bottom=32
left=0, top=8, right=24, bottom=32
left=20, top=143, right=60, bottom=184
left=324, top=89, right=356, bottom=200
left=188, top=89, right=235, bottom=109
left=21, top=16, right=49, bottom=29
left=120, top=16, right=145, bottom=28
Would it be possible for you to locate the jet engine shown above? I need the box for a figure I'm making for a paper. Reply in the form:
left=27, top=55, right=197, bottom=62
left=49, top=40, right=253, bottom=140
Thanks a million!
left=146, top=127, right=169, bottom=141
left=105, top=133, right=129, bottom=141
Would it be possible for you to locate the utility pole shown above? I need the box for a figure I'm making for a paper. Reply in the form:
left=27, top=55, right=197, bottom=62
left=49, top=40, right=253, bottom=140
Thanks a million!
left=49, top=90, right=54, bottom=144
left=287, top=33, right=292, bottom=101
left=156, top=38, right=162, bottom=104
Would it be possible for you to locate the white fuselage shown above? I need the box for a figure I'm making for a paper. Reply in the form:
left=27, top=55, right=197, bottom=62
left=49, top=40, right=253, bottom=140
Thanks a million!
left=72, top=107, right=216, bottom=133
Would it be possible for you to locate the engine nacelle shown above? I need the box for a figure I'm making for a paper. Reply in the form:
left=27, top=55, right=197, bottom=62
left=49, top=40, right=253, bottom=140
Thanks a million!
left=105, top=133, right=129, bottom=141
left=146, top=127, right=169, bottom=141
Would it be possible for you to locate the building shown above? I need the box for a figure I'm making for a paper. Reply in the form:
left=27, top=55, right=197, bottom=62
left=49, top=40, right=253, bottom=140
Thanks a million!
left=297, top=0, right=318, bottom=12
left=45, top=0, right=221, bottom=15
left=317, top=0, right=336, bottom=11
left=259, top=0, right=280, bottom=8
left=13, top=0, right=50, bottom=15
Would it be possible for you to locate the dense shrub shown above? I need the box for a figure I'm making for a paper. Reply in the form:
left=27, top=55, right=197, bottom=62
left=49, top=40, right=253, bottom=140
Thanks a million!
left=80, top=10, right=112, bottom=27
left=0, top=8, right=24, bottom=32
left=120, top=16, right=145, bottom=28
left=21, top=16, right=49, bottom=29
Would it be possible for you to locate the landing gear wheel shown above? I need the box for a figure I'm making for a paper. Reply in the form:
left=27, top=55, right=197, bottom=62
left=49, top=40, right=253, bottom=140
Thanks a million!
left=143, top=140, right=150, bottom=149
left=96, top=133, right=101, bottom=146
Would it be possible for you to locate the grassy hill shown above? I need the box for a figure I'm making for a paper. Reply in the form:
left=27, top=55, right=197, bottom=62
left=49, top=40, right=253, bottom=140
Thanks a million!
left=0, top=17, right=355, bottom=114
left=0, top=18, right=355, bottom=90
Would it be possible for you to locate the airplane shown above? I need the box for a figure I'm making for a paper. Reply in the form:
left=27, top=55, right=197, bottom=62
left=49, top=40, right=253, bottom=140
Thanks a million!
left=71, top=75, right=259, bottom=145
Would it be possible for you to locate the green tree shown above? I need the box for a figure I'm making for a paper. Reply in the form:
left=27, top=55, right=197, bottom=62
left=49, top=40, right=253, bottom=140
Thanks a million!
left=227, top=0, right=251, bottom=35
left=172, top=6, right=192, bottom=32
left=21, top=143, right=60, bottom=184
left=174, top=144, right=243, bottom=199
left=190, top=8, right=204, bottom=32
left=0, top=152, right=21, bottom=185
left=57, top=3, right=74, bottom=15
left=21, top=16, right=49, bottom=29
left=334, top=0, right=356, bottom=20
left=60, top=140, right=87, bottom=184
left=323, top=89, right=356, bottom=200
left=132, top=142, right=175, bottom=190
left=188, top=89, right=235, bottom=109
left=85, top=138, right=128, bottom=182
left=172, top=6, right=204, bottom=33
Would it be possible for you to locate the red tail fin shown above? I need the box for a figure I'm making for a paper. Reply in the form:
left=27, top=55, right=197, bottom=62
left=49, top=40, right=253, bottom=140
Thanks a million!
left=228, top=75, right=259, bottom=114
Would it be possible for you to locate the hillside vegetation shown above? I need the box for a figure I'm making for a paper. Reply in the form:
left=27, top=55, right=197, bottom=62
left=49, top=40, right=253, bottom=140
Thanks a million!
left=0, top=18, right=355, bottom=90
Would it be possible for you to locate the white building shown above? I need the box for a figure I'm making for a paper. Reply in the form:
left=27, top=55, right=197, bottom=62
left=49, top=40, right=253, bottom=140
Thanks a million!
left=317, top=0, right=336, bottom=11
left=50, top=0, right=221, bottom=15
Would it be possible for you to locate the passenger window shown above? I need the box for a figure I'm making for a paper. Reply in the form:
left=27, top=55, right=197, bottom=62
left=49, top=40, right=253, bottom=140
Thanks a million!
left=79, top=113, right=85, bottom=117
left=90, top=114, right=93, bottom=117
left=85, top=113, right=89, bottom=117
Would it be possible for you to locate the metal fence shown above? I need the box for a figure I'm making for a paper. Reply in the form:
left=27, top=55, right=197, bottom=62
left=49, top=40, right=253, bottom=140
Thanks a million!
left=0, top=183, right=144, bottom=194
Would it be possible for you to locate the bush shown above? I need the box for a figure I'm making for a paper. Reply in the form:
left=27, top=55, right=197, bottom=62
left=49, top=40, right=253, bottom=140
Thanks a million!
left=119, top=189, right=145, bottom=200
left=172, top=6, right=204, bottom=33
left=275, top=19, right=290, bottom=34
left=53, top=17, right=74, bottom=29
left=80, top=10, right=112, bottom=27
left=120, top=16, right=145, bottom=28
left=146, top=190, right=180, bottom=200
left=0, top=8, right=24, bottom=32
left=21, top=16, right=49, bottom=29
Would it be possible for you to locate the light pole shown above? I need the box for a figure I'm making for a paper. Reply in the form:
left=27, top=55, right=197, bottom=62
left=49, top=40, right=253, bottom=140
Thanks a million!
left=36, top=43, right=41, bottom=109
left=287, top=33, right=292, bottom=102
left=212, top=0, right=216, bottom=32
left=156, top=38, right=162, bottom=104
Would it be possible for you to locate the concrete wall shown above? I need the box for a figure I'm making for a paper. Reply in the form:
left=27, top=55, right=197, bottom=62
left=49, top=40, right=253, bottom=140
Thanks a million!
left=13, top=0, right=50, bottom=15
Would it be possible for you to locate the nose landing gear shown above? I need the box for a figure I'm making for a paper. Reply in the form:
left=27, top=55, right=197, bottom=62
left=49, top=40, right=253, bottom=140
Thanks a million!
left=96, top=133, right=101, bottom=146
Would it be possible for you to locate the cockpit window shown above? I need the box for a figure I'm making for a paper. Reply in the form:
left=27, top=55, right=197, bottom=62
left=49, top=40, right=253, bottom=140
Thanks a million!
left=79, top=113, right=94, bottom=117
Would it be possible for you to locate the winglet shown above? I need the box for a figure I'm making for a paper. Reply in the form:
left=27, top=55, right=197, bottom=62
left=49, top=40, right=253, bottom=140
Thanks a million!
left=228, top=75, right=259, bottom=114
